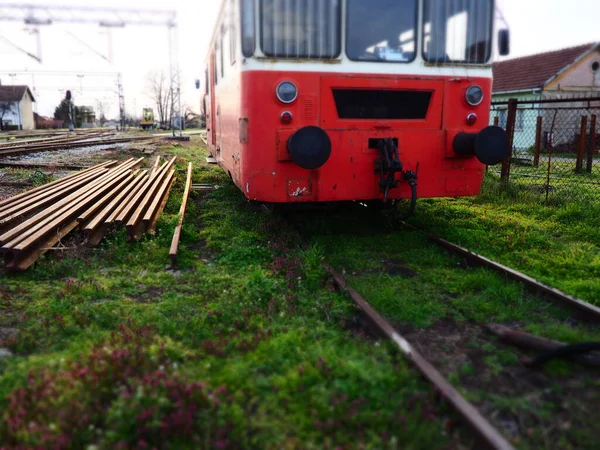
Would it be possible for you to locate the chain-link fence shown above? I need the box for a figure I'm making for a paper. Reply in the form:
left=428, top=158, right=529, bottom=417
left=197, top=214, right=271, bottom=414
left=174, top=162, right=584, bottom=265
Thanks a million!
left=489, top=97, right=600, bottom=202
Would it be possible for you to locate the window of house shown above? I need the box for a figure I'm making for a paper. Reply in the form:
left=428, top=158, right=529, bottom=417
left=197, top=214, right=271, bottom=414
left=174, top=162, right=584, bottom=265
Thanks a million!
left=261, top=0, right=341, bottom=59
left=498, top=109, right=507, bottom=129
left=497, top=108, right=524, bottom=131
left=204, top=68, right=209, bottom=95
left=515, top=110, right=524, bottom=131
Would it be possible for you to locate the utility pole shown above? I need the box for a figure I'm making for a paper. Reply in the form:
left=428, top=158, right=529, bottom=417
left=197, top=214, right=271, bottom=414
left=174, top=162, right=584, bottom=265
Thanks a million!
left=0, top=4, right=179, bottom=134
left=117, top=73, right=125, bottom=130
left=66, top=90, right=75, bottom=131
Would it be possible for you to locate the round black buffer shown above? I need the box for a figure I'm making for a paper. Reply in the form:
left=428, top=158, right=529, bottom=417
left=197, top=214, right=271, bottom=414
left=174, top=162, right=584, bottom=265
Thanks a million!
left=287, top=126, right=332, bottom=170
left=453, top=126, right=509, bottom=165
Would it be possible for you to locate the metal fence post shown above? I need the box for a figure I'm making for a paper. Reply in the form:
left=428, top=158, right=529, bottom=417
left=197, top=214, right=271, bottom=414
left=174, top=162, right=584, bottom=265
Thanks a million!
left=493, top=116, right=499, bottom=126
left=533, top=116, right=543, bottom=168
left=500, top=98, right=517, bottom=182
left=575, top=115, right=587, bottom=173
left=587, top=114, right=597, bottom=174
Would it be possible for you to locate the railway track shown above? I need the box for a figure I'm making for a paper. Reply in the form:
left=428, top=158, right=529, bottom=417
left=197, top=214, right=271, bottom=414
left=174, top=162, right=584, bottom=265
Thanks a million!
left=280, top=203, right=600, bottom=449
left=327, top=265, right=515, bottom=450
left=397, top=220, right=600, bottom=322
left=0, top=130, right=109, bottom=149
left=0, top=135, right=155, bottom=158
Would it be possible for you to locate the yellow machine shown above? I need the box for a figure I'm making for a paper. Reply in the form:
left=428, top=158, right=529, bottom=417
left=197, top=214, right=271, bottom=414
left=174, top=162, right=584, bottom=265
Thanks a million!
left=140, top=108, right=155, bottom=130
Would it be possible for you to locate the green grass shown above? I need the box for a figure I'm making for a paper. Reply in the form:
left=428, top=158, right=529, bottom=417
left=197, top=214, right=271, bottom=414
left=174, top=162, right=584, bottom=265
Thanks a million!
left=411, top=174, right=600, bottom=305
left=2, top=137, right=598, bottom=449
left=0, top=139, right=453, bottom=449
left=283, top=185, right=600, bottom=449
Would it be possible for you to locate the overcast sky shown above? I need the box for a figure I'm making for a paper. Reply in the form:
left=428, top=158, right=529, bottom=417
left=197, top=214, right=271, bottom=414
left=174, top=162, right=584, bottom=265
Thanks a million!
left=0, top=0, right=598, bottom=118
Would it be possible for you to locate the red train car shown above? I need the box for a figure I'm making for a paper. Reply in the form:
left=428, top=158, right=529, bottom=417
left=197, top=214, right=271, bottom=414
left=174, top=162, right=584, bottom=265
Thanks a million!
left=203, top=0, right=509, bottom=207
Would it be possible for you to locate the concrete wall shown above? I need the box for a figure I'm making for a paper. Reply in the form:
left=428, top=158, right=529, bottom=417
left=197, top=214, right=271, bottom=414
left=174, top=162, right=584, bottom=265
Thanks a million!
left=19, top=91, right=35, bottom=130
left=545, top=49, right=600, bottom=93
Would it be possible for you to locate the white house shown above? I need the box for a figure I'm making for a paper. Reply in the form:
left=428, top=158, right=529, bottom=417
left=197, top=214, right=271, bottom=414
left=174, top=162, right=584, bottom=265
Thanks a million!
left=0, top=84, right=36, bottom=131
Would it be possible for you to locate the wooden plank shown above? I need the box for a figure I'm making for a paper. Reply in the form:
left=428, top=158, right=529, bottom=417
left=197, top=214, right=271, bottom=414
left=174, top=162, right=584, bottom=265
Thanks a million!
left=145, top=174, right=176, bottom=236
left=533, top=116, right=543, bottom=168
left=486, top=324, right=600, bottom=368
left=0, top=159, right=140, bottom=249
left=2, top=169, right=132, bottom=252
left=129, top=170, right=175, bottom=240
left=586, top=114, right=597, bottom=173
left=151, top=155, right=161, bottom=175
left=0, top=167, right=109, bottom=225
left=86, top=223, right=108, bottom=247
left=77, top=172, right=135, bottom=223
left=575, top=115, right=587, bottom=173
left=114, top=159, right=172, bottom=226
left=142, top=170, right=175, bottom=224
left=4, top=217, right=80, bottom=271
left=0, top=165, right=128, bottom=245
left=169, top=162, right=193, bottom=265
left=103, top=173, right=149, bottom=225
left=0, top=160, right=116, bottom=212
left=500, top=98, right=518, bottom=182
left=85, top=171, right=144, bottom=230
left=124, top=157, right=176, bottom=230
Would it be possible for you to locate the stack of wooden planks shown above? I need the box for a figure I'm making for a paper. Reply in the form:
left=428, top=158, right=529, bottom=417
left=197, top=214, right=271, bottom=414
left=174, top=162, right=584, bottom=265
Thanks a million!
left=0, top=156, right=176, bottom=271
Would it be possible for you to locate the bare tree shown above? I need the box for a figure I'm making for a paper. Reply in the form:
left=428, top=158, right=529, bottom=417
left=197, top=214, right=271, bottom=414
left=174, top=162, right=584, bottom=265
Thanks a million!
left=0, top=102, right=16, bottom=131
left=182, top=104, right=202, bottom=129
left=96, top=100, right=108, bottom=126
left=146, top=71, right=171, bottom=129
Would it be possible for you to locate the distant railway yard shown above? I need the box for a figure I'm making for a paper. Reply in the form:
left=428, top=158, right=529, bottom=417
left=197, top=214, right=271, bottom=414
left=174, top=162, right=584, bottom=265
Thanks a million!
left=0, top=131, right=599, bottom=449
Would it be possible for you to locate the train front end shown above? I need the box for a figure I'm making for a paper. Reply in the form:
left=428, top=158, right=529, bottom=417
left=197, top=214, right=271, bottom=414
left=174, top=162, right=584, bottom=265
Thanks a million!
left=235, top=0, right=509, bottom=203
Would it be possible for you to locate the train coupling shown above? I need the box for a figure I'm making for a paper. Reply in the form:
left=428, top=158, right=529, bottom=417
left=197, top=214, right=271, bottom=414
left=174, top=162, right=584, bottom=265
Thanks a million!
left=374, top=138, right=418, bottom=211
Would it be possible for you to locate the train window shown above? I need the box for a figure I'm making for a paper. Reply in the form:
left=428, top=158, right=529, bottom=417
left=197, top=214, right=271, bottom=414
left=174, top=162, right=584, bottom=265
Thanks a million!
left=423, top=0, right=494, bottom=64
left=230, top=0, right=237, bottom=64
left=346, top=0, right=417, bottom=63
left=241, top=0, right=255, bottom=57
left=214, top=45, right=219, bottom=85
left=260, top=0, right=341, bottom=59
left=221, top=27, right=226, bottom=78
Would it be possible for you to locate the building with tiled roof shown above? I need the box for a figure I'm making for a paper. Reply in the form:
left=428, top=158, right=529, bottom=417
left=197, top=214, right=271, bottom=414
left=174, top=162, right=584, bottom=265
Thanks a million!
left=0, top=83, right=37, bottom=131
left=490, top=43, right=600, bottom=150
left=492, top=43, right=599, bottom=95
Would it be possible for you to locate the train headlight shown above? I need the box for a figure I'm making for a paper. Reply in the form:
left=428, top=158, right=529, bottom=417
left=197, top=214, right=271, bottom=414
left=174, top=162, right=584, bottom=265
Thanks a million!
left=276, top=81, right=298, bottom=104
left=466, top=86, right=484, bottom=106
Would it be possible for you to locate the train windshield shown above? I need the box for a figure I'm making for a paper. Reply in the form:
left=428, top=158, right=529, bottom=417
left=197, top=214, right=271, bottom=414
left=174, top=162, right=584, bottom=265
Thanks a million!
left=346, top=0, right=418, bottom=62
left=260, top=0, right=341, bottom=59
left=423, top=0, right=494, bottom=64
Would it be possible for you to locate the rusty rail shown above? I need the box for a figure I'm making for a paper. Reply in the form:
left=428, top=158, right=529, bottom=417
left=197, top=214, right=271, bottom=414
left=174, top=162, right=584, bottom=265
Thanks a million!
left=328, top=266, right=514, bottom=450
left=399, top=222, right=600, bottom=322
left=0, top=156, right=176, bottom=270
left=0, top=135, right=154, bottom=157
left=169, top=162, right=193, bottom=265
